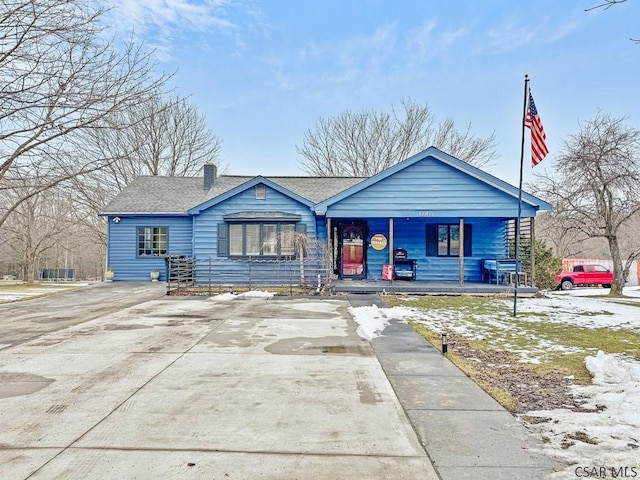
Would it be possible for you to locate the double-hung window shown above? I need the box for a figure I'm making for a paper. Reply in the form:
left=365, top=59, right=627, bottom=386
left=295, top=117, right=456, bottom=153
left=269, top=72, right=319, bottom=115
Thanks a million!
left=279, top=224, right=295, bottom=256
left=224, top=223, right=298, bottom=257
left=426, top=224, right=472, bottom=257
left=137, top=227, right=168, bottom=257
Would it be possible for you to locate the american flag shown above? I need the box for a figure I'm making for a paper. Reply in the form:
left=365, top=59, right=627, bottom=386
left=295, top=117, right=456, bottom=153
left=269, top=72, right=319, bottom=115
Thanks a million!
left=524, top=91, right=548, bottom=166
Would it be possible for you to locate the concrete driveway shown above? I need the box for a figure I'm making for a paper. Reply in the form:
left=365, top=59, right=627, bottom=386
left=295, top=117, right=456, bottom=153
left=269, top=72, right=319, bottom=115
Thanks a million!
left=0, top=282, right=166, bottom=349
left=0, top=288, right=438, bottom=479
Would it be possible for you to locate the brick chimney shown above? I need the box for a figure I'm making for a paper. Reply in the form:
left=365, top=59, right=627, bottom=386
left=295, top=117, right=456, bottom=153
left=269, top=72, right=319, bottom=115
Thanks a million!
left=203, top=164, right=217, bottom=190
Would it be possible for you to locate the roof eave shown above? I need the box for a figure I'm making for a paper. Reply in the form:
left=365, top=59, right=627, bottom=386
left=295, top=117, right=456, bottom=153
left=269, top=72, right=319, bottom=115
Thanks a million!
left=98, top=212, right=190, bottom=216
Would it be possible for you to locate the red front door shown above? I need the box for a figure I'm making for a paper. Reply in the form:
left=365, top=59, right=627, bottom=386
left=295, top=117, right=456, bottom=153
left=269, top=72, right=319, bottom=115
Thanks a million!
left=339, top=222, right=367, bottom=279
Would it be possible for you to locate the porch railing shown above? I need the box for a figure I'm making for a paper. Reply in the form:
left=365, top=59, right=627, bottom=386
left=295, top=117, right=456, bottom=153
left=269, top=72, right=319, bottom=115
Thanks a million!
left=166, top=255, right=329, bottom=295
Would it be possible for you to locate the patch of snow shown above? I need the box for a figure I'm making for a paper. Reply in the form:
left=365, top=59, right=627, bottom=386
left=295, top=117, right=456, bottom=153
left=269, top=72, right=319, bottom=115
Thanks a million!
left=506, top=296, right=640, bottom=331
left=549, top=286, right=640, bottom=299
left=349, top=305, right=414, bottom=340
left=0, top=288, right=71, bottom=303
left=285, top=301, right=340, bottom=313
left=349, top=305, right=420, bottom=340
left=239, top=290, right=275, bottom=299
left=587, top=350, right=638, bottom=385
left=526, top=351, right=640, bottom=478
left=209, top=290, right=275, bottom=301
left=210, top=292, right=237, bottom=301
left=350, top=305, right=389, bottom=340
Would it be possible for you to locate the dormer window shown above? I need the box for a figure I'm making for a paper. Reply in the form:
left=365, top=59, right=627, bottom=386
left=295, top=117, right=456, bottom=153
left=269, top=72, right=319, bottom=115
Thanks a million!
left=255, top=184, right=266, bottom=199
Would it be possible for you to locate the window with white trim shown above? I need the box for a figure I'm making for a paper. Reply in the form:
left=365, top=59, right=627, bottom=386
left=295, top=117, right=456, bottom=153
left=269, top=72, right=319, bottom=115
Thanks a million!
left=137, top=226, right=168, bottom=257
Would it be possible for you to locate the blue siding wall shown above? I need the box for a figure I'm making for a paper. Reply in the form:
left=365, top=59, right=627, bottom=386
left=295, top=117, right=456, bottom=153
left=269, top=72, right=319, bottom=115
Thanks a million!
left=419, top=217, right=506, bottom=282
left=326, top=157, right=538, bottom=218
left=315, top=216, right=328, bottom=242
left=364, top=218, right=391, bottom=280
left=192, top=184, right=317, bottom=283
left=363, top=217, right=507, bottom=281
left=107, top=215, right=192, bottom=281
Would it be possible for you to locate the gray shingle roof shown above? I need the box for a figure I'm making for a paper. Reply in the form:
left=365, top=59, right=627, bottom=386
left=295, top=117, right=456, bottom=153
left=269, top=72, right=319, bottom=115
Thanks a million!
left=100, top=175, right=366, bottom=214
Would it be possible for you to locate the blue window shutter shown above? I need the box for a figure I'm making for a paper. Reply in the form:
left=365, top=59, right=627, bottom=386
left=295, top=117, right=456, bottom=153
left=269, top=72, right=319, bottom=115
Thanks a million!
left=425, top=224, right=437, bottom=256
left=464, top=224, right=473, bottom=257
left=217, top=223, right=228, bottom=256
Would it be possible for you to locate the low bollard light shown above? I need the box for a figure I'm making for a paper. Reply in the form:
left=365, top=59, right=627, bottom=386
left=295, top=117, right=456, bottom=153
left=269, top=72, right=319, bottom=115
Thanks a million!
left=441, top=332, right=448, bottom=354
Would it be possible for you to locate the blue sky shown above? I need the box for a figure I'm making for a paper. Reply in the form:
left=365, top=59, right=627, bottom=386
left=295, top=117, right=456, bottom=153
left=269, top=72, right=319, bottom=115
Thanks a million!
left=104, top=0, right=640, bottom=186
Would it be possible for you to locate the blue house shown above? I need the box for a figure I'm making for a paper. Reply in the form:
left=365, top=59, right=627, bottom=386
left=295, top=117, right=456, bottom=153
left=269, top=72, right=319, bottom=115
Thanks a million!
left=100, top=147, right=552, bottom=285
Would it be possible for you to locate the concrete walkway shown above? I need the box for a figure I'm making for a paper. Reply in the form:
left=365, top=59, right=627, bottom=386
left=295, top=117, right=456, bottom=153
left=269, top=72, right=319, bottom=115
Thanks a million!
left=349, top=294, right=564, bottom=479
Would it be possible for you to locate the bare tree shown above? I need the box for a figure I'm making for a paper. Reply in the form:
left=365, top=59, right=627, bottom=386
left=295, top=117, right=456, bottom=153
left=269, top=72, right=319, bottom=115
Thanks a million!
left=586, top=0, right=628, bottom=10
left=534, top=211, right=587, bottom=259
left=586, top=0, right=639, bottom=42
left=0, top=179, right=108, bottom=281
left=66, top=92, right=224, bottom=255
left=76, top=93, right=223, bottom=200
left=535, top=210, right=614, bottom=260
left=0, top=0, right=169, bottom=229
left=297, top=98, right=497, bottom=177
left=533, top=112, right=640, bottom=295
left=2, top=186, right=74, bottom=282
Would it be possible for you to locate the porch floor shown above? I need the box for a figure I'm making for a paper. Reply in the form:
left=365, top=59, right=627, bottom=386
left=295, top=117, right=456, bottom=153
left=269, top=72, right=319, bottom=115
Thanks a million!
left=330, top=279, right=538, bottom=296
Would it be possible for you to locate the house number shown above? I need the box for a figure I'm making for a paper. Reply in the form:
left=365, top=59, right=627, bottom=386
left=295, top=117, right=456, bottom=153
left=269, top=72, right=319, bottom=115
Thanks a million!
left=418, top=211, right=434, bottom=217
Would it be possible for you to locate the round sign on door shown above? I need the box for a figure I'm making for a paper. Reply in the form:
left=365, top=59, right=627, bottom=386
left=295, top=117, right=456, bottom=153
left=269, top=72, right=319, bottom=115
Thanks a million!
left=370, top=233, right=387, bottom=251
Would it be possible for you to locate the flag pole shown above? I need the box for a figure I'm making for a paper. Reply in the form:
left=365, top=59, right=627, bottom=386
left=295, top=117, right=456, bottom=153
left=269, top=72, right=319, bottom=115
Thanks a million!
left=514, top=74, right=530, bottom=317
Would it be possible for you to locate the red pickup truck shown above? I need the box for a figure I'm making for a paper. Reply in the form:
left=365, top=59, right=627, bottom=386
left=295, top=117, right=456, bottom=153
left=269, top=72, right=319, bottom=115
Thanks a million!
left=555, top=264, right=613, bottom=290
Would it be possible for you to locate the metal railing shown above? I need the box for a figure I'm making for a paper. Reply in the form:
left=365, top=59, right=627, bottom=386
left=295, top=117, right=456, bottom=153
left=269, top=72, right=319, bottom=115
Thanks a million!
left=166, top=255, right=329, bottom=295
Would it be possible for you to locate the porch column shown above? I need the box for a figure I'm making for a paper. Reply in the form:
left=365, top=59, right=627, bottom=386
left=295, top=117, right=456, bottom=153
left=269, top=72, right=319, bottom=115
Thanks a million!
left=389, top=218, right=394, bottom=266
left=530, top=217, right=536, bottom=286
left=459, top=217, right=465, bottom=286
left=327, top=217, right=332, bottom=274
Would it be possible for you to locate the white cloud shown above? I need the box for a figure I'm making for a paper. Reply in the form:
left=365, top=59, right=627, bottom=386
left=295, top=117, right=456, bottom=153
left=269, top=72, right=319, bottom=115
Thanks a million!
left=439, top=26, right=471, bottom=48
left=484, top=17, right=537, bottom=53
left=480, top=10, right=586, bottom=54
left=267, top=23, right=401, bottom=95
left=337, top=23, right=398, bottom=68
left=406, top=18, right=471, bottom=61
left=103, top=0, right=239, bottom=59
left=408, top=18, right=438, bottom=58
left=297, top=42, right=323, bottom=61
left=109, top=0, right=235, bottom=32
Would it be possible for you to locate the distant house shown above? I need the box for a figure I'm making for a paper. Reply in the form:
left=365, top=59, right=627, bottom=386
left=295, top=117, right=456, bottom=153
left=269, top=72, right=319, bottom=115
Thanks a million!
left=100, top=147, right=552, bottom=284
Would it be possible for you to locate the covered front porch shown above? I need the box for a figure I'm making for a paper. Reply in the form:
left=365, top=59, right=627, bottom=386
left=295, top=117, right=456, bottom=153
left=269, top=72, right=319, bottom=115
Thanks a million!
left=325, top=216, right=538, bottom=287
left=313, top=147, right=552, bottom=289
